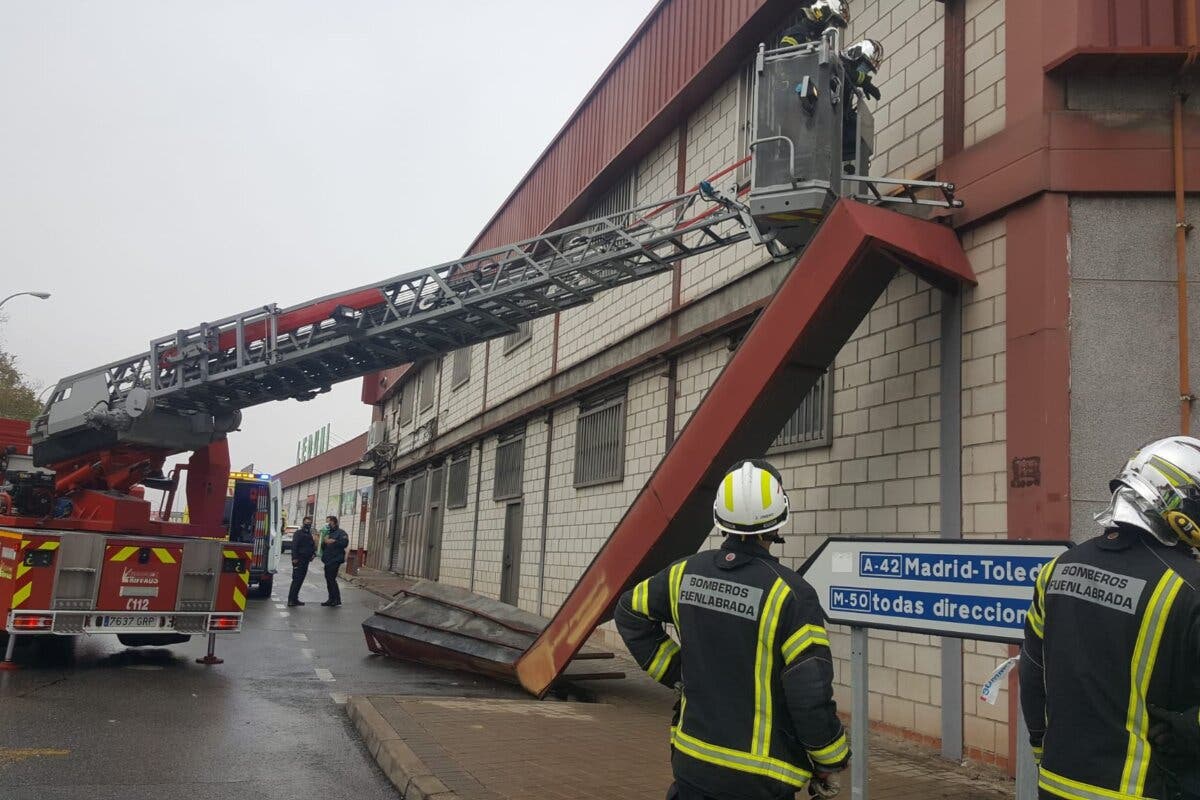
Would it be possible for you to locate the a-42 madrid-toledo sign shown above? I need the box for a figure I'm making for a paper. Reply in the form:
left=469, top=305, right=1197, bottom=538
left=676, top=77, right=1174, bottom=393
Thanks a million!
left=800, top=538, right=1070, bottom=643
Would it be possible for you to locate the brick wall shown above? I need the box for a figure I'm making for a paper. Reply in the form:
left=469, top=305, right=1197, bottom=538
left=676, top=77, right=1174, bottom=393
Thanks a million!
left=963, top=0, right=1005, bottom=147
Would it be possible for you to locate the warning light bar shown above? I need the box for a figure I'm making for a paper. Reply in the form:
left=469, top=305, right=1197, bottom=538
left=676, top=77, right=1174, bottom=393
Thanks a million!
left=11, top=614, right=53, bottom=631
left=208, top=614, right=242, bottom=632
left=228, top=472, right=269, bottom=482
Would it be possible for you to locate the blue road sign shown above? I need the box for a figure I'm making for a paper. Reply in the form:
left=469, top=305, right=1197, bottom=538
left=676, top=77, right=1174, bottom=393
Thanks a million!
left=799, top=538, right=1070, bottom=643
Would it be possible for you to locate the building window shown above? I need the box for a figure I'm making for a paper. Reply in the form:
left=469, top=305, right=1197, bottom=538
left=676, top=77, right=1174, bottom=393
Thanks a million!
left=503, top=321, right=532, bottom=354
left=736, top=60, right=755, bottom=185
left=419, top=361, right=436, bottom=411
left=585, top=170, right=637, bottom=224
left=446, top=451, right=471, bottom=509
left=573, top=391, right=627, bottom=488
left=769, top=372, right=833, bottom=453
left=493, top=430, right=525, bottom=501
left=451, top=347, right=471, bottom=389
left=398, top=383, right=415, bottom=426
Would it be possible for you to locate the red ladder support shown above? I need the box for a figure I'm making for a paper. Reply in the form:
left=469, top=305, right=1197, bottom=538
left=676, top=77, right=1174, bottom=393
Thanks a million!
left=515, top=199, right=976, bottom=696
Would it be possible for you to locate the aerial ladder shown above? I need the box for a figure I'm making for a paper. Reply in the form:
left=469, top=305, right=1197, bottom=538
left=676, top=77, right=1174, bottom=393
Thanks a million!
left=1, top=31, right=971, bottom=682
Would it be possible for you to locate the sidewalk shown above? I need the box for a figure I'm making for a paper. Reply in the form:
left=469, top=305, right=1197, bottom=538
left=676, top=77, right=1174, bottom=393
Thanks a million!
left=346, top=569, right=1012, bottom=800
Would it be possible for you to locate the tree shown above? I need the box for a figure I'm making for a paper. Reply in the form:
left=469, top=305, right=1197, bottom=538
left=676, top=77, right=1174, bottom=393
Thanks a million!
left=0, top=349, right=41, bottom=420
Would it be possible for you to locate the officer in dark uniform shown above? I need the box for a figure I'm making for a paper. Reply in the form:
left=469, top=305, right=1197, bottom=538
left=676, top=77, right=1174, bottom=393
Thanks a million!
left=1020, top=436, right=1200, bottom=800
left=778, top=0, right=849, bottom=48
left=616, top=459, right=849, bottom=800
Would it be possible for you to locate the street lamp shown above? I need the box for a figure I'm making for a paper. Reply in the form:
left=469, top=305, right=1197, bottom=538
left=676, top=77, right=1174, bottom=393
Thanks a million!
left=0, top=291, right=51, bottom=310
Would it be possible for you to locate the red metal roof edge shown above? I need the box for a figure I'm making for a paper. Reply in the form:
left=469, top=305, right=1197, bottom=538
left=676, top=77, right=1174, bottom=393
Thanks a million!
left=461, top=0, right=673, bottom=255
left=275, top=432, right=369, bottom=489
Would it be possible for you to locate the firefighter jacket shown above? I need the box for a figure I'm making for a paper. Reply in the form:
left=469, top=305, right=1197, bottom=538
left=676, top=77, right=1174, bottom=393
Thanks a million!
left=1020, top=525, right=1200, bottom=800
left=615, top=536, right=848, bottom=800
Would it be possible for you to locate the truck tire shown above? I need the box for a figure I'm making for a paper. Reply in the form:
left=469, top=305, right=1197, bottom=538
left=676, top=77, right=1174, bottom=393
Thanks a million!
left=252, top=575, right=274, bottom=599
left=117, top=633, right=191, bottom=647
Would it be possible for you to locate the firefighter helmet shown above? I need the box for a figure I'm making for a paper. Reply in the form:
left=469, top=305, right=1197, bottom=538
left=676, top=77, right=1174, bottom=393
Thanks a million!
left=844, top=38, right=885, bottom=72
left=713, top=459, right=791, bottom=536
left=1099, top=436, right=1200, bottom=547
left=802, top=0, right=850, bottom=29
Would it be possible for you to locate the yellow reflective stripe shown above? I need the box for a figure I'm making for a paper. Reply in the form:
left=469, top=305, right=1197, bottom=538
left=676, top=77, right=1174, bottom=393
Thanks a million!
left=669, top=561, right=685, bottom=629
left=223, top=549, right=239, bottom=558
left=239, top=569, right=250, bottom=586
left=11, top=582, right=32, bottom=609
left=1121, top=571, right=1184, bottom=796
left=780, top=35, right=799, bottom=47
left=15, top=563, right=30, bottom=580
left=808, top=731, right=849, bottom=766
left=1027, top=556, right=1058, bottom=638
left=110, top=546, right=138, bottom=562
left=1150, top=456, right=1190, bottom=487
left=1040, top=767, right=1146, bottom=800
left=232, top=587, right=246, bottom=611
left=632, top=579, right=650, bottom=616
left=647, top=638, right=680, bottom=682
left=782, top=624, right=830, bottom=664
left=672, top=728, right=811, bottom=788
left=752, top=579, right=791, bottom=757
left=760, top=470, right=772, bottom=511
left=152, top=548, right=176, bottom=564
left=38, top=542, right=59, bottom=551
left=723, top=474, right=735, bottom=512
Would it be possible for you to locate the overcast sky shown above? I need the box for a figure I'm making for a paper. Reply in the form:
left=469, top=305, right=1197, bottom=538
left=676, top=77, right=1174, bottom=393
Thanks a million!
left=0, top=0, right=659, bottom=476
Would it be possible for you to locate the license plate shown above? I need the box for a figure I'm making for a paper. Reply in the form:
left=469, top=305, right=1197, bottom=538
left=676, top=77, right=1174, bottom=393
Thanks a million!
left=98, top=615, right=165, bottom=629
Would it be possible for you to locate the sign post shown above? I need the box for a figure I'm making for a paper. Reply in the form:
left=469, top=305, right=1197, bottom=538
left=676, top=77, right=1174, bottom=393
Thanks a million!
left=800, top=537, right=1069, bottom=800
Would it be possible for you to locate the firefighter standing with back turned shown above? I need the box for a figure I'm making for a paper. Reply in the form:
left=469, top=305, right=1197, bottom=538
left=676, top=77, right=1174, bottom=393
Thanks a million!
left=1020, top=436, right=1200, bottom=800
left=616, top=460, right=849, bottom=800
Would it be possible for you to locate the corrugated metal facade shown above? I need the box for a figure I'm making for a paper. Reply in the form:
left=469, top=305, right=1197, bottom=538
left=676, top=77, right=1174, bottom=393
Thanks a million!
left=275, top=432, right=368, bottom=489
left=466, top=0, right=792, bottom=252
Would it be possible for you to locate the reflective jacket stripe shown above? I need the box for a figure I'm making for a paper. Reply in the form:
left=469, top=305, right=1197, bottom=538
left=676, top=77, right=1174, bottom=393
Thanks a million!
left=751, top=579, right=791, bottom=758
left=632, top=579, right=650, bottom=616
left=672, top=728, right=812, bottom=789
left=647, top=638, right=680, bottom=683
left=808, top=731, right=850, bottom=766
left=669, top=561, right=686, bottom=629
left=1040, top=767, right=1150, bottom=800
left=1120, top=570, right=1184, bottom=796
left=1026, top=556, right=1059, bottom=639
left=782, top=624, right=830, bottom=665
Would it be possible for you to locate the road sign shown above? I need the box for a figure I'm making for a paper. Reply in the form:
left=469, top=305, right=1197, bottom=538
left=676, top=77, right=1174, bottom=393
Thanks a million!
left=800, top=537, right=1070, bottom=643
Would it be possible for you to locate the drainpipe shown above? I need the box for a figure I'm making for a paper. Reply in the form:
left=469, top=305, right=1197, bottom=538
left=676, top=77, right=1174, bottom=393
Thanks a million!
left=537, top=410, right=554, bottom=615
left=1176, top=3, right=1198, bottom=435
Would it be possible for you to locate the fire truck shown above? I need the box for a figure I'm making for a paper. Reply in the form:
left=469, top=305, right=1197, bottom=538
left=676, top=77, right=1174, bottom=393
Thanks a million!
left=0, top=30, right=960, bottom=670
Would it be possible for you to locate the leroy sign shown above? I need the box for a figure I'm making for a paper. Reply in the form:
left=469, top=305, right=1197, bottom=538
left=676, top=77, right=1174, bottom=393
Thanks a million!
left=799, top=538, right=1070, bottom=643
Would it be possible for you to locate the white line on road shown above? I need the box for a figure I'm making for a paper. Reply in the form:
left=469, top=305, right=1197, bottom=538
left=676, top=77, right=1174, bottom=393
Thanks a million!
left=330, top=693, right=348, bottom=705
left=278, top=611, right=290, bottom=618
left=293, top=633, right=308, bottom=642
left=274, top=604, right=285, bottom=610
left=315, top=668, right=335, bottom=682
left=301, top=648, right=314, bottom=659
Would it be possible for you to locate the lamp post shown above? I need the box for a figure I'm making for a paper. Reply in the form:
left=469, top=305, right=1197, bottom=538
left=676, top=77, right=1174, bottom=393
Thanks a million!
left=0, top=291, right=51, bottom=310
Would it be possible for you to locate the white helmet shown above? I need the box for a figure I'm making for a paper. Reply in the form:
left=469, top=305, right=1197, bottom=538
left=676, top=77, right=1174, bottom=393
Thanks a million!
left=713, top=459, right=790, bottom=536
left=1096, top=436, right=1200, bottom=547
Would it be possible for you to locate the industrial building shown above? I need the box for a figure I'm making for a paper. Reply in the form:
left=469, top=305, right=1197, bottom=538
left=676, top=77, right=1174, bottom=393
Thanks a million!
left=277, top=432, right=374, bottom=552
left=355, top=0, right=1200, bottom=770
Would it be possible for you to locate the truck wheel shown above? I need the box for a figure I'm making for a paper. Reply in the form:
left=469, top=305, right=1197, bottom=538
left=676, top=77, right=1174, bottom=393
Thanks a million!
left=253, top=576, right=274, bottom=599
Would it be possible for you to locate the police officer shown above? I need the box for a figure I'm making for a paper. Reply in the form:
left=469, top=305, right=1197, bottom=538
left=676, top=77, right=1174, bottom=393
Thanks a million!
left=616, top=459, right=849, bottom=800
left=287, top=516, right=316, bottom=607
left=1020, top=436, right=1200, bottom=800
left=778, top=0, right=850, bottom=48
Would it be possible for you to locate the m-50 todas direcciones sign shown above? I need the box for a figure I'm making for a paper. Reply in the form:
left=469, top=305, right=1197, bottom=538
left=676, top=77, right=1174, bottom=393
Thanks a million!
left=799, top=538, right=1071, bottom=643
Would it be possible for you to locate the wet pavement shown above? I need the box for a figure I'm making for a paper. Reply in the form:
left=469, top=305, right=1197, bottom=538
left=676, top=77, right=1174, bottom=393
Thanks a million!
left=0, top=561, right=524, bottom=800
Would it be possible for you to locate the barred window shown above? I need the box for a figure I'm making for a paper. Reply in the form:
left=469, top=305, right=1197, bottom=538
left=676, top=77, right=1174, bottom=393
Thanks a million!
left=398, top=383, right=415, bottom=426
left=446, top=451, right=470, bottom=509
left=503, top=321, right=532, bottom=354
left=405, top=472, right=428, bottom=513
left=770, top=372, right=833, bottom=453
left=451, top=347, right=471, bottom=388
left=493, top=431, right=525, bottom=501
left=736, top=60, right=755, bottom=184
left=419, top=362, right=437, bottom=411
left=584, top=171, right=636, bottom=224
left=574, top=394, right=626, bottom=488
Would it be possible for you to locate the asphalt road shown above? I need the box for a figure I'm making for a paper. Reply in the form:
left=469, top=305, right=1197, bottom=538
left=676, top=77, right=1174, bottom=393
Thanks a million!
left=0, top=560, right=523, bottom=800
